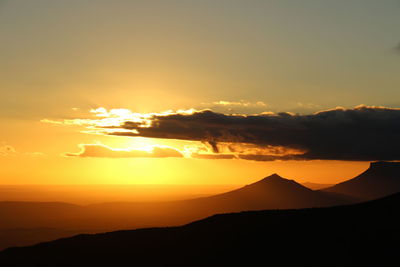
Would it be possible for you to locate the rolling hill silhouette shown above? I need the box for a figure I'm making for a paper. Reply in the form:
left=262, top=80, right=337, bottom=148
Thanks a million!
left=0, top=174, right=350, bottom=250
left=323, top=161, right=400, bottom=200
left=1, top=192, right=398, bottom=267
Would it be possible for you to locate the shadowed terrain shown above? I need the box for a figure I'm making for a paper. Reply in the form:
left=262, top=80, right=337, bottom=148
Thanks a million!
left=1, top=161, right=399, bottom=252
left=0, top=228, right=83, bottom=251
left=323, top=161, right=400, bottom=200
left=1, top=192, right=399, bottom=267
left=0, top=174, right=350, bottom=250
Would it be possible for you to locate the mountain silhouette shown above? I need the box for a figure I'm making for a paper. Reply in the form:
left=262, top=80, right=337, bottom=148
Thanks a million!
left=323, top=161, right=400, bottom=200
left=1, top=192, right=398, bottom=267
left=184, top=173, right=350, bottom=212
left=0, top=174, right=350, bottom=250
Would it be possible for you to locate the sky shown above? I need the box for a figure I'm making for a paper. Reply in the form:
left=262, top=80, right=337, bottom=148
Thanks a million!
left=0, top=0, right=399, bottom=185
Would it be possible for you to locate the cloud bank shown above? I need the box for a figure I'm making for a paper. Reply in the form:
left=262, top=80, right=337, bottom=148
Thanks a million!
left=65, top=144, right=183, bottom=158
left=106, top=105, right=400, bottom=161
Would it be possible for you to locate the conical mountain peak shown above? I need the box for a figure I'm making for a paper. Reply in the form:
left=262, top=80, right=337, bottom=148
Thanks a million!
left=248, top=173, right=303, bottom=188
left=265, top=173, right=284, bottom=180
left=268, top=173, right=283, bottom=178
left=208, top=172, right=347, bottom=211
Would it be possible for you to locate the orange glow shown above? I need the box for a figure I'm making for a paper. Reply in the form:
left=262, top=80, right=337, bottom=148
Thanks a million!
left=1, top=109, right=369, bottom=187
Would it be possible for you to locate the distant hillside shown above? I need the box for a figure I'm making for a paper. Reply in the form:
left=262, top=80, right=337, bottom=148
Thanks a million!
left=1, top=192, right=398, bottom=267
left=0, top=228, right=83, bottom=251
left=0, top=174, right=350, bottom=250
left=302, top=181, right=333, bottom=190
left=323, top=161, right=400, bottom=200
left=0, top=202, right=85, bottom=229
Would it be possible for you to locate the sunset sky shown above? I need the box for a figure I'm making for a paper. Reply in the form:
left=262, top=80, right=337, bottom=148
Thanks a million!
left=1, top=0, right=399, bottom=185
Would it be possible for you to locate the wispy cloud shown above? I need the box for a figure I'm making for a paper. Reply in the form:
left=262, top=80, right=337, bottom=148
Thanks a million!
left=198, top=100, right=268, bottom=114
left=295, top=102, right=320, bottom=109
left=0, top=144, right=16, bottom=156
left=65, top=144, right=183, bottom=158
left=42, top=108, right=199, bottom=135
left=208, top=100, right=267, bottom=107
left=0, top=143, right=43, bottom=157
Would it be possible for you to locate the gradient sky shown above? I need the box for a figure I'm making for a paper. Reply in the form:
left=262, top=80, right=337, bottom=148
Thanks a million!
left=1, top=0, right=399, bottom=185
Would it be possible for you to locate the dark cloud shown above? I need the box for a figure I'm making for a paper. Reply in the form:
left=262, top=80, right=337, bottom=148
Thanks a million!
left=65, top=144, right=183, bottom=158
left=108, top=105, right=400, bottom=161
left=237, top=154, right=296, bottom=161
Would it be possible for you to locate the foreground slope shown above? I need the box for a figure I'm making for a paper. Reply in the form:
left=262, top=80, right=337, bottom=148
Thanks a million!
left=323, top=161, right=400, bottom=200
left=1, top=193, right=399, bottom=267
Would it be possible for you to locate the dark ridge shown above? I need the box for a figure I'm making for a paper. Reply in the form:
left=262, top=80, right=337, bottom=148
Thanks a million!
left=369, top=161, right=400, bottom=168
left=0, top=173, right=351, bottom=250
left=1, top=193, right=398, bottom=267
